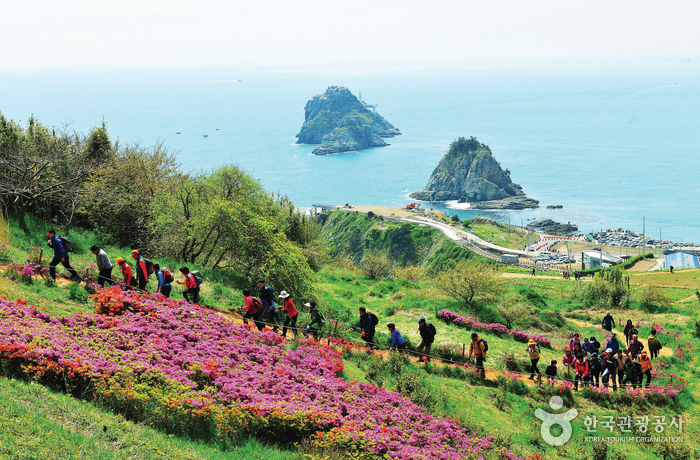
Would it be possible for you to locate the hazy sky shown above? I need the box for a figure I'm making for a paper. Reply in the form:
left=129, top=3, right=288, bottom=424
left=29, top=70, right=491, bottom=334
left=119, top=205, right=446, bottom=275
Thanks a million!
left=2, top=0, right=699, bottom=71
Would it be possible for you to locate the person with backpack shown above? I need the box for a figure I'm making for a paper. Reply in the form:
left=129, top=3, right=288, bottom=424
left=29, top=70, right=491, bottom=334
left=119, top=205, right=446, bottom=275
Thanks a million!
left=153, top=263, right=173, bottom=298
left=116, top=258, right=136, bottom=288
left=605, top=333, right=620, bottom=355
left=46, top=229, right=81, bottom=282
left=526, top=339, right=541, bottom=380
left=639, top=351, right=653, bottom=387
left=582, top=337, right=595, bottom=355
left=358, top=307, right=376, bottom=350
left=627, top=334, right=644, bottom=359
left=615, top=349, right=628, bottom=385
left=545, top=360, right=558, bottom=385
left=130, top=250, right=150, bottom=291
left=278, top=290, right=298, bottom=338
left=568, top=333, right=581, bottom=351
left=177, top=266, right=199, bottom=304
left=90, top=245, right=113, bottom=286
left=239, top=289, right=264, bottom=331
left=469, top=332, right=487, bottom=378
left=621, top=358, right=642, bottom=389
left=602, top=311, right=615, bottom=332
left=623, top=319, right=637, bottom=345
left=416, top=317, right=436, bottom=363
left=589, top=336, right=601, bottom=354
left=573, top=354, right=590, bottom=391
left=602, top=348, right=619, bottom=391
left=387, top=323, right=406, bottom=351
left=257, top=280, right=279, bottom=333
left=588, top=352, right=603, bottom=387
left=647, top=328, right=662, bottom=359
left=305, top=301, right=323, bottom=340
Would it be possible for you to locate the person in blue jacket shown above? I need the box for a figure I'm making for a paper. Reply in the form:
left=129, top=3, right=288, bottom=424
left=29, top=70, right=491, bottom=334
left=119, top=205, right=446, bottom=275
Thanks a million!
left=46, top=229, right=81, bottom=282
left=605, top=333, right=620, bottom=355
left=387, top=323, right=406, bottom=351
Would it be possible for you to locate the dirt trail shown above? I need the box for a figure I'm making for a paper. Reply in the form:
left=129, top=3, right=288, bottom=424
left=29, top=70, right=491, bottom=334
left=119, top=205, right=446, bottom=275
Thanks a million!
left=568, top=318, right=673, bottom=357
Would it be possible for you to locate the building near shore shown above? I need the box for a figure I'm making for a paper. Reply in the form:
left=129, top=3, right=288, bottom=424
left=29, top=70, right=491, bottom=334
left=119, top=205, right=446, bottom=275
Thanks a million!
left=581, top=250, right=623, bottom=270
left=665, top=252, right=700, bottom=269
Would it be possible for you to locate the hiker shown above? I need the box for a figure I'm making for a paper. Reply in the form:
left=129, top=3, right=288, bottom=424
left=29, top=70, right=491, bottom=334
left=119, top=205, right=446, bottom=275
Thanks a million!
left=526, top=339, right=541, bottom=380
left=153, top=263, right=173, bottom=298
left=116, top=258, right=136, bottom=288
left=258, top=280, right=279, bottom=332
left=588, top=352, right=603, bottom=387
left=639, top=351, right=653, bottom=387
left=278, top=290, right=298, bottom=338
left=602, top=311, right=615, bottom=332
left=46, top=229, right=81, bottom=282
left=572, top=342, right=587, bottom=359
left=90, top=245, right=113, bottom=286
left=623, top=320, right=637, bottom=345
left=621, top=358, right=642, bottom=389
left=573, top=354, right=590, bottom=391
left=615, top=349, right=628, bottom=384
left=568, top=333, right=581, bottom=351
left=589, top=336, right=601, bottom=354
left=602, top=348, right=618, bottom=391
left=532, top=268, right=536, bottom=277
left=670, top=265, right=674, bottom=274
left=562, top=348, right=575, bottom=378
left=130, top=250, right=149, bottom=291
left=582, top=337, right=595, bottom=355
left=305, top=301, right=323, bottom=341
left=387, top=323, right=407, bottom=351
left=358, top=307, right=376, bottom=349
left=545, top=360, right=558, bottom=385
left=648, top=328, right=662, bottom=359
left=176, top=266, right=199, bottom=304
left=605, top=333, right=620, bottom=355
left=627, top=334, right=644, bottom=359
left=416, top=318, right=436, bottom=363
left=469, top=332, right=487, bottom=378
left=239, top=289, right=264, bottom=332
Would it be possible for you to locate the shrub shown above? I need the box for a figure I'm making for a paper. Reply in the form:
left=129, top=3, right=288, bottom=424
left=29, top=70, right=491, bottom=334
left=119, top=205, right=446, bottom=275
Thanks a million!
left=517, top=286, right=547, bottom=308
left=68, top=282, right=89, bottom=303
left=357, top=249, right=393, bottom=280
left=393, top=371, right=439, bottom=411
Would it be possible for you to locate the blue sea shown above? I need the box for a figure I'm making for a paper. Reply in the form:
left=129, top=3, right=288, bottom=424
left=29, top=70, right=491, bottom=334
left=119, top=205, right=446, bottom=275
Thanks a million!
left=2, top=57, right=699, bottom=242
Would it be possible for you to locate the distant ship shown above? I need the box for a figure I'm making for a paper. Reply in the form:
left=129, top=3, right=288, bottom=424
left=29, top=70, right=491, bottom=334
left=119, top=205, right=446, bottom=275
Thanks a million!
left=203, top=134, right=209, bottom=138
left=176, top=132, right=181, bottom=134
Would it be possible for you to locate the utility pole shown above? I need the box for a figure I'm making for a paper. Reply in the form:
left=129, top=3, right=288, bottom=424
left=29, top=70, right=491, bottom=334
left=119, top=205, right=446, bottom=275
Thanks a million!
left=643, top=217, right=646, bottom=256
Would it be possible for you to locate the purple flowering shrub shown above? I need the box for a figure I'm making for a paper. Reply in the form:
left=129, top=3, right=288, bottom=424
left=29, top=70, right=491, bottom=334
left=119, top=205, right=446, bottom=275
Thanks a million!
left=0, top=293, right=523, bottom=460
left=439, top=309, right=552, bottom=348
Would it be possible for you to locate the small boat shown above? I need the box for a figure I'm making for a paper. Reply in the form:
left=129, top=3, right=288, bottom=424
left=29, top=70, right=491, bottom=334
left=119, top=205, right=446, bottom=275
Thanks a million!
left=203, top=134, right=209, bottom=138
left=215, top=128, right=219, bottom=131
left=176, top=132, right=181, bottom=134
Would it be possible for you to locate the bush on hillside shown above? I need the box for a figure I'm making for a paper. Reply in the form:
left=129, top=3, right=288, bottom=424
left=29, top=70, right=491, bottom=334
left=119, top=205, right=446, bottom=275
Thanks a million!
left=358, top=249, right=393, bottom=280
left=434, top=260, right=504, bottom=305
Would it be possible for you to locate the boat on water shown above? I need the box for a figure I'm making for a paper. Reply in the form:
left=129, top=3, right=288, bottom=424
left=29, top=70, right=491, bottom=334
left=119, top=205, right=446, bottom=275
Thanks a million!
left=203, top=134, right=209, bottom=138
left=176, top=132, right=181, bottom=134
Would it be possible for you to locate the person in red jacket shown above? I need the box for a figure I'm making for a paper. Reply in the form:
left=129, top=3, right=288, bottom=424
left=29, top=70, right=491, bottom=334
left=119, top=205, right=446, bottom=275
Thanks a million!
left=278, top=290, right=298, bottom=338
left=239, top=289, right=263, bottom=331
left=130, top=250, right=149, bottom=291
left=574, top=354, right=590, bottom=391
left=176, top=266, right=199, bottom=304
left=116, top=258, right=136, bottom=289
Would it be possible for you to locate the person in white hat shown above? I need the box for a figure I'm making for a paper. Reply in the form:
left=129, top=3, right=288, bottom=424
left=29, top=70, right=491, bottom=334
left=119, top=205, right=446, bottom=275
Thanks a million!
left=278, top=290, right=298, bottom=338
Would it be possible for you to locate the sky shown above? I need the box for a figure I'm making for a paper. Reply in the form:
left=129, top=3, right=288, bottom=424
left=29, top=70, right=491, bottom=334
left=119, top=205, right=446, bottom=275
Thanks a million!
left=1, top=0, right=699, bottom=72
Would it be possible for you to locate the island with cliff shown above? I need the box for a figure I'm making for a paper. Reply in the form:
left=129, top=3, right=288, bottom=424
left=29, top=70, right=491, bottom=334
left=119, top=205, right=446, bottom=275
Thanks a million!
left=296, top=86, right=401, bottom=155
left=410, top=137, right=538, bottom=210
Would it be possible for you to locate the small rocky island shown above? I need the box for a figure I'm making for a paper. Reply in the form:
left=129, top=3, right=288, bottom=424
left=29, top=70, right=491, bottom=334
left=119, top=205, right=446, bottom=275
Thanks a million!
left=410, top=137, right=538, bottom=210
left=296, top=86, right=401, bottom=155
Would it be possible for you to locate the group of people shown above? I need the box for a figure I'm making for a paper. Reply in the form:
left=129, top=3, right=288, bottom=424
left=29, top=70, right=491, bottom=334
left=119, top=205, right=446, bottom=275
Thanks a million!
left=46, top=230, right=200, bottom=304
left=238, top=281, right=316, bottom=338
left=562, top=270, right=584, bottom=280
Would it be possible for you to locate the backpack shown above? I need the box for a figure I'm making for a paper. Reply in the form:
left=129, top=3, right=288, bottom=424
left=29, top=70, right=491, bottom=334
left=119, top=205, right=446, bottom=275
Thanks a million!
left=428, top=323, right=437, bottom=336
left=318, top=310, right=326, bottom=325
left=57, top=236, right=73, bottom=253
left=480, top=338, right=489, bottom=353
left=369, top=312, right=379, bottom=326
left=250, top=297, right=263, bottom=314
left=142, top=258, right=154, bottom=275
left=265, top=286, right=276, bottom=300
left=191, top=270, right=204, bottom=288
left=161, top=267, right=174, bottom=284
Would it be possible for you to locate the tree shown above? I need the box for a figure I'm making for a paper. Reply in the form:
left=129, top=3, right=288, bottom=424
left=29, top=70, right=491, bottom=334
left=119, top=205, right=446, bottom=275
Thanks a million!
left=358, top=249, right=393, bottom=280
left=434, top=260, right=504, bottom=305
left=497, top=303, right=529, bottom=329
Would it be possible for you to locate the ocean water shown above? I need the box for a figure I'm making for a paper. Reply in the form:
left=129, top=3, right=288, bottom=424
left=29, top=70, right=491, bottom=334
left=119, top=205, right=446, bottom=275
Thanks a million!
left=1, top=58, right=699, bottom=242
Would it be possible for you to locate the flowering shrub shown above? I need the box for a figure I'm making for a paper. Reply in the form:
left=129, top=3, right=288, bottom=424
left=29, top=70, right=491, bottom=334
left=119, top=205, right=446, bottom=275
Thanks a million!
left=439, top=309, right=552, bottom=348
left=8, top=262, right=48, bottom=284
left=0, top=292, right=521, bottom=460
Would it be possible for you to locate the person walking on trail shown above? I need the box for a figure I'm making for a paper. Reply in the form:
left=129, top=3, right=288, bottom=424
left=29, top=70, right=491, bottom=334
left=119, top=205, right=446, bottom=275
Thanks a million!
left=605, top=333, right=620, bottom=355
left=153, top=263, right=173, bottom=298
left=647, top=328, right=662, bottom=359
left=116, top=258, right=136, bottom=288
left=305, top=301, right=323, bottom=341
left=278, top=290, right=298, bottom=338
left=526, top=339, right=541, bottom=380
left=130, top=250, right=149, bottom=291
left=416, top=318, right=436, bottom=363
left=258, top=280, right=279, bottom=332
left=46, top=229, right=81, bottom=282
left=670, top=265, right=674, bottom=274
left=545, top=360, right=557, bottom=384
left=621, top=358, right=642, bottom=389
left=561, top=348, right=575, bottom=378
left=588, top=352, right=603, bottom=387
left=623, top=320, right=637, bottom=345
left=627, top=334, right=644, bottom=359
left=239, top=289, right=264, bottom=332
left=358, top=307, right=376, bottom=350
left=90, top=245, right=113, bottom=286
left=639, top=351, right=653, bottom=387
left=387, top=323, right=407, bottom=351
left=582, top=337, right=595, bottom=355
left=589, top=336, right=601, bottom=354
left=615, top=349, right=628, bottom=385
left=573, top=354, right=590, bottom=391
left=602, top=348, right=619, bottom=391
left=568, top=333, right=581, bottom=351
left=532, top=268, right=536, bottom=277
left=602, top=311, right=615, bottom=332
left=177, top=266, right=199, bottom=304
left=469, top=332, right=487, bottom=378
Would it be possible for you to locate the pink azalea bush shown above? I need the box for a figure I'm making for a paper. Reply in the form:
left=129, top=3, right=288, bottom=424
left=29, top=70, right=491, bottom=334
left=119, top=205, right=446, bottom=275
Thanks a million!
left=439, top=309, right=552, bottom=348
left=0, top=291, right=522, bottom=460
